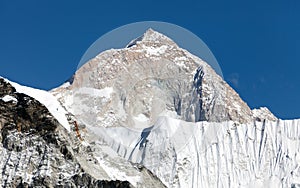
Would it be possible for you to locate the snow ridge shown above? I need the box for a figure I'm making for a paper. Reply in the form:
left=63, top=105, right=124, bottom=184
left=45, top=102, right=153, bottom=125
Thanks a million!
left=5, top=79, right=71, bottom=132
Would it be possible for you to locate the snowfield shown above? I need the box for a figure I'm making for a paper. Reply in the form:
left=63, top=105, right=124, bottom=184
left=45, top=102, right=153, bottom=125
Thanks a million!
left=95, top=116, right=300, bottom=188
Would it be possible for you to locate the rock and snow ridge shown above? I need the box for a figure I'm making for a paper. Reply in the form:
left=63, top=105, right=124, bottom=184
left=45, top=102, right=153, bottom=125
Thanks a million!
left=1, top=77, right=71, bottom=132
left=0, top=78, right=166, bottom=187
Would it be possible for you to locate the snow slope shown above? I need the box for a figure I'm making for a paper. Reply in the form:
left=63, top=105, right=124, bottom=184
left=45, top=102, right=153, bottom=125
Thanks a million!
left=97, top=116, right=300, bottom=188
left=4, top=78, right=71, bottom=132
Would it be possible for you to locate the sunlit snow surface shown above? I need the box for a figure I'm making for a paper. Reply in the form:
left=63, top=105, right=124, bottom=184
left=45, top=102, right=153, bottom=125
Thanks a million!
left=92, top=117, right=300, bottom=188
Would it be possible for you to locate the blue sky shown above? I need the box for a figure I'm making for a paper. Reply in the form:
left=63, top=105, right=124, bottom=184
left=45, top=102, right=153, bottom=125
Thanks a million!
left=0, top=0, right=299, bottom=119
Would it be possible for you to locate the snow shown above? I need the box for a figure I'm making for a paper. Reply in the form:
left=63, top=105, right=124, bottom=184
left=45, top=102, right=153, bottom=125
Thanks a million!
left=133, top=114, right=149, bottom=122
left=1, top=95, right=18, bottom=103
left=143, top=44, right=168, bottom=56
left=5, top=79, right=71, bottom=132
left=252, top=107, right=277, bottom=121
left=95, top=157, right=141, bottom=187
left=58, top=82, right=71, bottom=88
left=76, top=87, right=113, bottom=98
left=90, top=116, right=300, bottom=188
left=174, top=56, right=188, bottom=61
left=174, top=56, right=189, bottom=69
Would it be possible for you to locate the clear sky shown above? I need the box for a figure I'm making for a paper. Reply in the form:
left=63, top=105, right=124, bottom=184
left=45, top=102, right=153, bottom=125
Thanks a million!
left=0, top=0, right=299, bottom=119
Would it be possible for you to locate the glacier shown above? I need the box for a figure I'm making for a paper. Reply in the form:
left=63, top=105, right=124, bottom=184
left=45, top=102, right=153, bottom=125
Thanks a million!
left=100, top=117, right=300, bottom=187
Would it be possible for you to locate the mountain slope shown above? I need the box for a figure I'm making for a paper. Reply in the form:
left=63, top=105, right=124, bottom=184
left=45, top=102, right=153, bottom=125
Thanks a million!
left=104, top=117, right=300, bottom=187
left=52, top=29, right=276, bottom=131
left=0, top=78, right=166, bottom=187
left=49, top=29, right=292, bottom=187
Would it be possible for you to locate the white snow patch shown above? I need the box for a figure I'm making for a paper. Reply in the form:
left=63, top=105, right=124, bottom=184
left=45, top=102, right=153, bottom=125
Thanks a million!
left=174, top=56, right=188, bottom=61
left=174, top=56, right=189, bottom=68
left=133, top=114, right=149, bottom=122
left=143, top=45, right=168, bottom=56
left=1, top=95, right=18, bottom=103
left=95, top=157, right=141, bottom=187
left=59, top=82, right=71, bottom=88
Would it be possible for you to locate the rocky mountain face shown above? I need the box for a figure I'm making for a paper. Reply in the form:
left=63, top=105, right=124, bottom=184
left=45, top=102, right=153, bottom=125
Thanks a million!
left=0, top=78, right=165, bottom=188
left=1, top=29, right=297, bottom=188
left=53, top=29, right=276, bottom=131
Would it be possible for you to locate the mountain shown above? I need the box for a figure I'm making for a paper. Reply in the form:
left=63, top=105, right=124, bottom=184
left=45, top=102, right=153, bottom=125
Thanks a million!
left=52, top=29, right=276, bottom=129
left=1, top=29, right=299, bottom=187
left=0, top=78, right=165, bottom=187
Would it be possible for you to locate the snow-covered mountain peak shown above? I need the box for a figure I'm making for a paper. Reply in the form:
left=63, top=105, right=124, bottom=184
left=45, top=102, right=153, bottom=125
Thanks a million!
left=126, top=28, right=178, bottom=48
left=53, top=29, right=278, bottom=129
